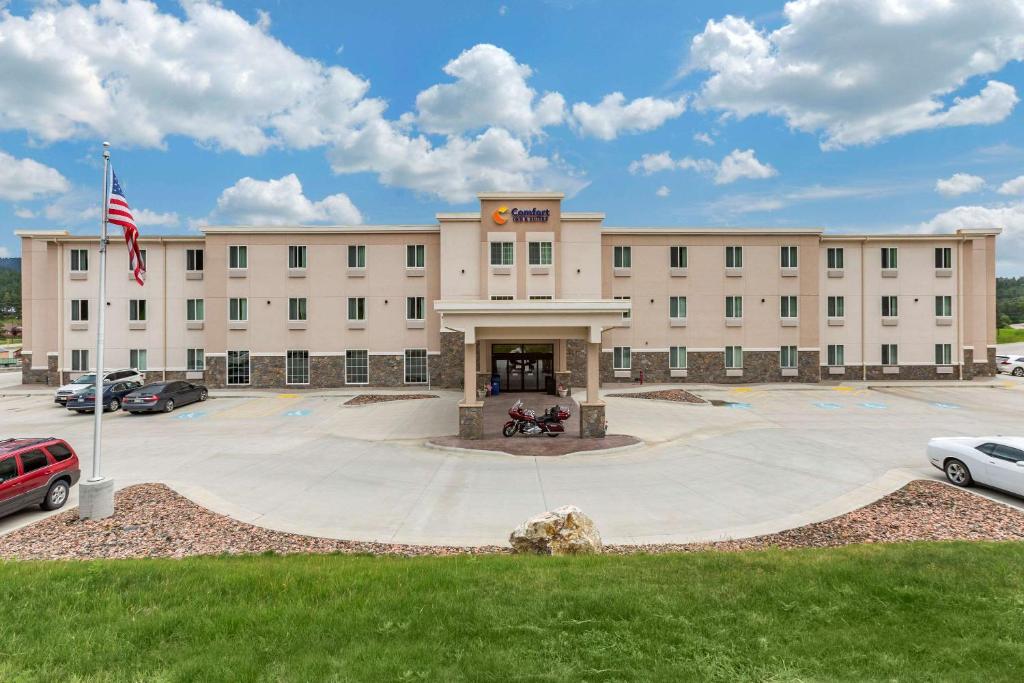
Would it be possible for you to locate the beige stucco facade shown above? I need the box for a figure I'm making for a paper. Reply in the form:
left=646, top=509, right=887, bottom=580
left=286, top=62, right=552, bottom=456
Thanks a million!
left=18, top=192, right=1000, bottom=410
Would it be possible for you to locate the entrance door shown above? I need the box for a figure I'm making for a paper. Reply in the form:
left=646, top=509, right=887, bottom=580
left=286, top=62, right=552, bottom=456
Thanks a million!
left=492, top=344, right=554, bottom=392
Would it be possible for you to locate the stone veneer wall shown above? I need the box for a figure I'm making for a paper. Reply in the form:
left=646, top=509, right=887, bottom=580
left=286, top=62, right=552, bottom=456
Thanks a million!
left=436, top=331, right=465, bottom=389
left=47, top=354, right=58, bottom=386
left=962, top=348, right=974, bottom=380
left=205, top=356, right=226, bottom=387
left=21, top=353, right=48, bottom=384
left=566, top=339, right=587, bottom=388
left=864, top=365, right=962, bottom=380
left=600, top=350, right=820, bottom=384
left=819, top=366, right=865, bottom=381
left=310, top=356, right=345, bottom=388
left=368, top=354, right=405, bottom=386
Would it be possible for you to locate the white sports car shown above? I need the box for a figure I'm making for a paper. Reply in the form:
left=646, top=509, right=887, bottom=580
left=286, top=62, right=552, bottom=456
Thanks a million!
left=928, top=437, right=1024, bottom=496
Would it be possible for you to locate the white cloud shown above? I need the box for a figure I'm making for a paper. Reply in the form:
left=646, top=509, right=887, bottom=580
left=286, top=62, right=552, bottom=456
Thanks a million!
left=655, top=185, right=670, bottom=197
left=936, top=173, right=985, bottom=197
left=693, top=132, right=715, bottom=146
left=571, top=93, right=687, bottom=140
left=134, top=208, right=179, bottom=228
left=0, top=247, right=10, bottom=258
left=414, top=44, right=566, bottom=137
left=629, top=148, right=776, bottom=185
left=14, top=208, right=36, bottom=219
left=688, top=0, right=1024, bottom=149
left=0, top=150, right=69, bottom=201
left=706, top=183, right=899, bottom=217
left=998, top=175, right=1024, bottom=196
left=921, top=201, right=1024, bottom=274
left=204, top=174, right=362, bottom=226
left=499, top=5, right=508, bottom=16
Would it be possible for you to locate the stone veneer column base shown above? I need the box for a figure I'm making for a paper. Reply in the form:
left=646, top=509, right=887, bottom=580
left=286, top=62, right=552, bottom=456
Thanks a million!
left=579, top=403, right=606, bottom=438
left=459, top=403, right=484, bottom=439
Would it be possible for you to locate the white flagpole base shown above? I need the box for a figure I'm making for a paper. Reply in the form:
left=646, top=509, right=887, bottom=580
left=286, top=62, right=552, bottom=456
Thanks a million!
left=78, top=478, right=115, bottom=520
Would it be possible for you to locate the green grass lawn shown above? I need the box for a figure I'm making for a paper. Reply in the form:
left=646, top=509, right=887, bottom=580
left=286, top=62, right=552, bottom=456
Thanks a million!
left=2, top=543, right=1024, bottom=681
left=997, top=327, right=1024, bottom=344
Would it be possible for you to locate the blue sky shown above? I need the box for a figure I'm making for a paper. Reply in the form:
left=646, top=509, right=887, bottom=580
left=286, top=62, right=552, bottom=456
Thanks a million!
left=1, top=0, right=1023, bottom=271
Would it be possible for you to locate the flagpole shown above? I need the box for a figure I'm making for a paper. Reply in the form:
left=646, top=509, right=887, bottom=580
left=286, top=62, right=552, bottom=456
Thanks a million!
left=80, top=141, right=114, bottom=520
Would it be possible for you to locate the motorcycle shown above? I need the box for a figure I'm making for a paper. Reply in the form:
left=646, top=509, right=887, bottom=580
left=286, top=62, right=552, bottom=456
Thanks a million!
left=502, top=399, right=570, bottom=438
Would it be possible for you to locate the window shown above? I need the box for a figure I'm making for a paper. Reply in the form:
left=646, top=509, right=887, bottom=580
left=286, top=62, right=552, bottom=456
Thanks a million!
left=490, top=295, right=513, bottom=301
left=780, top=246, right=798, bottom=268
left=71, top=299, right=88, bottom=322
left=227, top=350, right=250, bottom=385
left=187, top=348, right=205, bottom=371
left=289, top=245, right=307, bottom=269
left=780, top=345, right=798, bottom=369
left=991, top=444, right=1024, bottom=463
left=528, top=241, right=552, bottom=265
left=882, top=296, right=898, bottom=318
left=780, top=295, right=798, bottom=319
left=346, top=350, right=368, bottom=384
left=286, top=350, right=309, bottom=385
left=47, top=443, right=73, bottom=462
left=129, top=349, right=147, bottom=371
left=827, top=296, right=845, bottom=318
left=129, top=299, right=147, bottom=322
left=405, top=349, right=428, bottom=384
left=406, top=297, right=425, bottom=320
left=670, top=346, right=687, bottom=369
left=935, top=343, right=952, bottom=365
left=613, top=246, right=631, bottom=269
left=725, top=295, right=743, bottom=319
left=881, top=247, right=898, bottom=270
left=613, top=346, right=631, bottom=370
left=615, top=295, right=631, bottom=320
left=827, top=247, right=844, bottom=269
left=669, top=296, right=687, bottom=319
left=725, top=245, right=743, bottom=268
left=229, top=298, right=248, bottom=322
left=288, top=298, right=307, bottom=321
left=882, top=344, right=898, bottom=366
left=132, top=249, right=147, bottom=273
left=827, top=344, right=845, bottom=366
left=406, top=244, right=425, bottom=268
left=935, top=295, right=952, bottom=317
left=725, top=346, right=743, bottom=369
left=529, top=295, right=553, bottom=300
left=229, top=245, right=247, bottom=269
left=186, top=248, right=204, bottom=272
left=70, top=248, right=88, bottom=272
left=71, top=349, right=89, bottom=372
left=490, top=242, right=514, bottom=266
left=20, top=450, right=48, bottom=474
left=186, top=299, right=204, bottom=322
left=347, top=244, right=366, bottom=268
left=670, top=246, right=687, bottom=269
left=935, top=247, right=952, bottom=269
left=347, top=297, right=366, bottom=321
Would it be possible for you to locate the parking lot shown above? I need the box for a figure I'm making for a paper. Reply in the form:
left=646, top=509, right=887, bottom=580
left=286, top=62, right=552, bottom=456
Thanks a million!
left=1, top=371, right=1023, bottom=545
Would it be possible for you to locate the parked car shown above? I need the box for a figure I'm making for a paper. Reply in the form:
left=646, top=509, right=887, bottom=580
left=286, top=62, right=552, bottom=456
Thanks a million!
left=65, top=380, right=144, bottom=414
left=927, top=436, right=1024, bottom=496
left=123, top=381, right=208, bottom=414
left=996, top=355, right=1024, bottom=376
left=54, top=368, right=143, bottom=405
left=0, top=438, right=81, bottom=518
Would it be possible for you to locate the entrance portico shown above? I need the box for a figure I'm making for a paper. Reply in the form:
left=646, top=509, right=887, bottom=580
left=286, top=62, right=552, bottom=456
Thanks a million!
left=434, top=299, right=630, bottom=439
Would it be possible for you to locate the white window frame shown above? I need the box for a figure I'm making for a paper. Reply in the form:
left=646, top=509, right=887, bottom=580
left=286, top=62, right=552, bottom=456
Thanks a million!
left=129, top=349, right=147, bottom=372
left=612, top=346, right=631, bottom=370
left=725, top=296, right=743, bottom=319
left=406, top=244, right=425, bottom=269
left=286, top=350, right=310, bottom=385
left=186, top=298, right=204, bottom=322
left=827, top=296, right=845, bottom=318
left=404, top=349, right=428, bottom=384
left=406, top=296, right=425, bottom=321
left=935, top=247, right=952, bottom=269
left=780, top=295, right=798, bottom=319
left=288, top=298, right=308, bottom=322
left=881, top=296, right=898, bottom=318
left=935, top=344, right=952, bottom=365
left=345, top=349, right=369, bottom=385
left=70, top=248, right=89, bottom=273
left=780, top=246, right=798, bottom=268
left=725, top=245, right=743, bottom=269
left=490, top=241, right=514, bottom=266
left=827, top=344, right=845, bottom=366
left=528, top=241, right=552, bottom=266
left=670, top=246, right=687, bottom=269
left=186, top=248, right=204, bottom=273
left=227, top=350, right=250, bottom=386
left=669, top=296, right=687, bottom=320
left=347, top=297, right=366, bottom=321
left=71, top=299, right=89, bottom=322
left=669, top=346, right=687, bottom=370
left=288, top=245, right=307, bottom=270
left=229, top=245, right=247, bottom=270
left=129, top=299, right=147, bottom=322
left=881, top=344, right=899, bottom=366
left=71, top=349, right=89, bottom=372
left=132, top=249, right=147, bottom=273
left=615, top=295, right=631, bottom=320
left=935, top=295, right=952, bottom=317
left=186, top=348, right=205, bottom=371
left=827, top=247, right=844, bottom=270
left=881, top=247, right=898, bottom=271
left=725, top=346, right=743, bottom=369
left=613, top=245, right=631, bottom=269
left=347, top=244, right=366, bottom=268
left=229, top=298, right=248, bottom=322
left=490, top=295, right=514, bottom=301
left=780, top=345, right=798, bottom=369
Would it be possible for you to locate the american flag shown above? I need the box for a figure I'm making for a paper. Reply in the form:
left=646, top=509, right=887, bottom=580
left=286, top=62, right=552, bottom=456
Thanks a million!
left=107, top=170, right=145, bottom=286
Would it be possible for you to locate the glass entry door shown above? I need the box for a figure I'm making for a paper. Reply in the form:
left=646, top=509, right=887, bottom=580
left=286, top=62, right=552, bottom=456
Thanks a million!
left=492, top=344, right=554, bottom=392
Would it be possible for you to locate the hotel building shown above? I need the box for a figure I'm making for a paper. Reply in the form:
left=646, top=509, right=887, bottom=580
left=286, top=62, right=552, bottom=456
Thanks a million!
left=18, top=192, right=999, bottom=437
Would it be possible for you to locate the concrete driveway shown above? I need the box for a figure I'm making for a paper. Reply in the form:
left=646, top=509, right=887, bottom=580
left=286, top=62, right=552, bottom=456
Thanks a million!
left=1, top=374, right=1023, bottom=545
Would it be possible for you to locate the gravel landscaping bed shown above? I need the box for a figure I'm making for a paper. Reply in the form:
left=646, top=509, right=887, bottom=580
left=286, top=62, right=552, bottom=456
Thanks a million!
left=605, top=480, right=1024, bottom=554
left=607, top=389, right=707, bottom=404
left=344, top=393, right=437, bottom=406
left=1, top=480, right=1019, bottom=560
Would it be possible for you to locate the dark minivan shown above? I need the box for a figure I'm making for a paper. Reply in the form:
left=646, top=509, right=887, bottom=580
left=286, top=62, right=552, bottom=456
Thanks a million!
left=0, top=438, right=81, bottom=518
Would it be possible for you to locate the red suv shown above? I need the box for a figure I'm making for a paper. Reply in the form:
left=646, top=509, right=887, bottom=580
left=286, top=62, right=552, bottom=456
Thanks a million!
left=0, top=438, right=81, bottom=518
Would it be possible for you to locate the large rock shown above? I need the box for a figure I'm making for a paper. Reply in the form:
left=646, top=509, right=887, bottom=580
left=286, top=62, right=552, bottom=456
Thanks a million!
left=509, top=505, right=602, bottom=555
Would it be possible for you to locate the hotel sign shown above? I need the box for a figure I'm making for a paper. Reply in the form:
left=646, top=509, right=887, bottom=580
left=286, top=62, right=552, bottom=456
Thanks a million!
left=492, top=206, right=550, bottom=225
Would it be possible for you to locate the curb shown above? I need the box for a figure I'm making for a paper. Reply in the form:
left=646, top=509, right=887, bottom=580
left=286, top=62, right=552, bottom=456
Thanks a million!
left=421, top=437, right=647, bottom=458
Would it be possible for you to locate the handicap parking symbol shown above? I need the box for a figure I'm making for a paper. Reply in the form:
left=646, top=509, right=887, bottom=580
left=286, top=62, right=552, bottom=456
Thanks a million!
left=860, top=402, right=887, bottom=410
left=284, top=409, right=311, bottom=417
left=727, top=402, right=753, bottom=409
left=931, top=402, right=960, bottom=409
left=814, top=402, right=842, bottom=410
left=176, top=411, right=206, bottom=420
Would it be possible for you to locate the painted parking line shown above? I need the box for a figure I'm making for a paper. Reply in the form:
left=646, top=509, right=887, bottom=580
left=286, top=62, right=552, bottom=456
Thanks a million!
left=814, top=402, right=842, bottom=410
left=727, top=402, right=753, bottom=409
left=931, top=402, right=960, bottom=409
left=278, top=394, right=300, bottom=399
left=176, top=411, right=206, bottom=420
left=283, top=409, right=311, bottom=417
left=860, top=402, right=887, bottom=409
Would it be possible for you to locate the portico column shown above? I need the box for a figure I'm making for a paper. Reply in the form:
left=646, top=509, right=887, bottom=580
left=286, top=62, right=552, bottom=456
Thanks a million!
left=586, top=341, right=601, bottom=403
left=580, top=341, right=606, bottom=438
left=458, top=340, right=484, bottom=439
